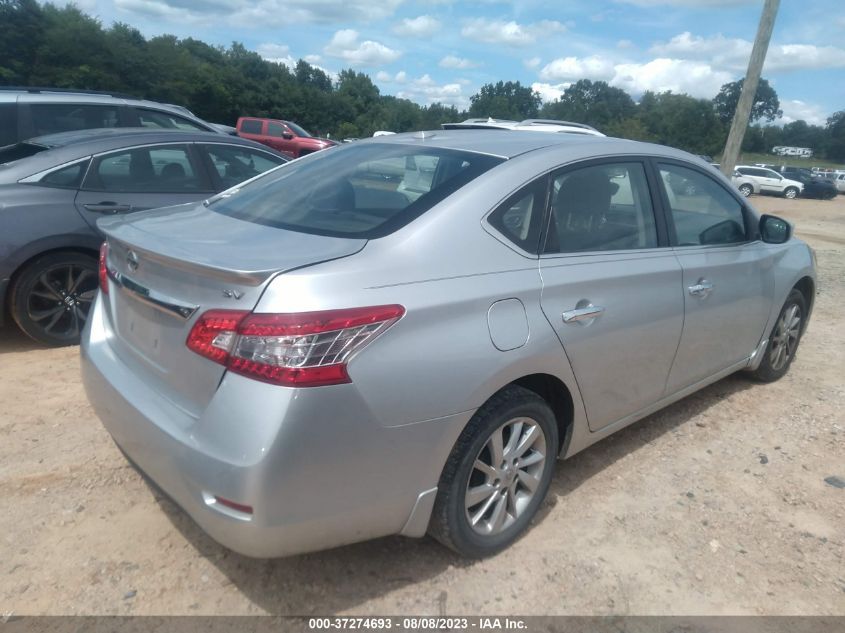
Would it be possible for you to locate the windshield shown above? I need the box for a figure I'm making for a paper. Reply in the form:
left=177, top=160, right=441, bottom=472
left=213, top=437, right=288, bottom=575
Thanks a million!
left=0, top=142, right=49, bottom=165
left=286, top=121, right=312, bottom=137
left=210, top=143, right=503, bottom=238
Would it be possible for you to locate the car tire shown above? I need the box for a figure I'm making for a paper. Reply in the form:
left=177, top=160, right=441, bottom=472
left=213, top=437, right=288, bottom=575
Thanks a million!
left=738, top=184, right=753, bottom=197
left=428, top=385, right=558, bottom=557
left=783, top=187, right=799, bottom=199
left=10, top=251, right=99, bottom=347
left=748, top=289, right=806, bottom=383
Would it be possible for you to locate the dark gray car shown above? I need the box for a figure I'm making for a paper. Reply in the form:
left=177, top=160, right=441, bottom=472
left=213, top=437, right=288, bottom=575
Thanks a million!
left=0, top=128, right=288, bottom=345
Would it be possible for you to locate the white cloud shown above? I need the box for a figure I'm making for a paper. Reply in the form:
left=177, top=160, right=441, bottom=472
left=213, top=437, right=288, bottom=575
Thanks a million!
left=650, top=32, right=845, bottom=72
left=393, top=15, right=440, bottom=37
left=115, top=0, right=404, bottom=27
left=612, top=58, right=733, bottom=97
left=397, top=74, right=468, bottom=108
left=256, top=42, right=296, bottom=69
left=376, top=71, right=392, bottom=81
left=395, top=71, right=407, bottom=83
left=324, top=29, right=401, bottom=66
left=538, top=54, right=733, bottom=98
left=439, top=55, right=479, bottom=69
left=532, top=82, right=570, bottom=103
left=777, top=100, right=828, bottom=126
left=303, top=54, right=322, bottom=64
left=461, top=18, right=565, bottom=47
left=539, top=55, right=615, bottom=82
left=524, top=56, right=541, bottom=69
left=617, top=39, right=634, bottom=49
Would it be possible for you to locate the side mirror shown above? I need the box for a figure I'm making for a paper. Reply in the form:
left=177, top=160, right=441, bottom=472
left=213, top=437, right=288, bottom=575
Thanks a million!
left=760, top=214, right=791, bottom=244
left=282, top=132, right=294, bottom=140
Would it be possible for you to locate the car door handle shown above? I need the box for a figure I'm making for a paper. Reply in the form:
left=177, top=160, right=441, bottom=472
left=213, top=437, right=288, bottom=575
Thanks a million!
left=562, top=304, right=605, bottom=324
left=83, top=202, right=133, bottom=214
left=688, top=280, right=714, bottom=297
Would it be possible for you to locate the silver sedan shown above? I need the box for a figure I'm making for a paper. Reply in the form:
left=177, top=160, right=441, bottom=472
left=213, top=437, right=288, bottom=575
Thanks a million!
left=81, top=131, right=815, bottom=558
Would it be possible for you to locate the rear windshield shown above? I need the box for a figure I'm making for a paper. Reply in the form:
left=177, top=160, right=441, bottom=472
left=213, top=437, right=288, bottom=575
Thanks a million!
left=209, top=143, right=503, bottom=238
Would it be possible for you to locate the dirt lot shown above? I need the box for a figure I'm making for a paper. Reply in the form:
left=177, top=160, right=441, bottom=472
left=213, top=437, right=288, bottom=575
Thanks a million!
left=1, top=195, right=843, bottom=617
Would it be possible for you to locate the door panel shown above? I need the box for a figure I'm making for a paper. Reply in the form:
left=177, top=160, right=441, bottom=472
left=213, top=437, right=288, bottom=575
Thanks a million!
left=655, top=162, right=774, bottom=392
left=540, top=252, right=684, bottom=430
left=666, top=245, right=772, bottom=392
left=74, top=143, right=214, bottom=232
left=539, top=160, right=682, bottom=432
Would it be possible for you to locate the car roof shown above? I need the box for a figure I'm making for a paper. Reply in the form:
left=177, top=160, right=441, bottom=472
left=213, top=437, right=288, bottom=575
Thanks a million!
left=355, top=128, right=696, bottom=162
left=0, top=128, right=285, bottom=181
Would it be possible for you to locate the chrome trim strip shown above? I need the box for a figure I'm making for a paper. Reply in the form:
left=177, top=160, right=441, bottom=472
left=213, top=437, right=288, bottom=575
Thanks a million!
left=107, top=268, right=198, bottom=320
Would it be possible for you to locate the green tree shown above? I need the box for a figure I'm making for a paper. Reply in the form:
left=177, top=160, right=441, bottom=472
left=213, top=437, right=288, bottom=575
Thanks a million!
left=712, top=78, right=782, bottom=125
left=0, top=0, right=44, bottom=84
left=540, top=79, right=636, bottom=130
left=826, top=111, right=845, bottom=161
left=468, top=81, right=540, bottom=120
left=639, top=91, right=727, bottom=155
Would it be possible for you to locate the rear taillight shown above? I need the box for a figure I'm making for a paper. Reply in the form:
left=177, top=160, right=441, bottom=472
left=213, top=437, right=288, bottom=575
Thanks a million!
left=186, top=305, right=404, bottom=387
left=98, top=242, right=109, bottom=295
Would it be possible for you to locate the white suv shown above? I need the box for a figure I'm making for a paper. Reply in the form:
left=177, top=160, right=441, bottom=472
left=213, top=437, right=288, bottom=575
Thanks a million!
left=442, top=118, right=605, bottom=137
left=735, top=165, right=804, bottom=199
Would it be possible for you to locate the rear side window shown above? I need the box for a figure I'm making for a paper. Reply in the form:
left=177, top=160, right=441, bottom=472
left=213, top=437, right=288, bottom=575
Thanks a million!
left=658, top=164, right=747, bottom=246
left=487, top=179, right=547, bottom=253
left=202, top=144, right=286, bottom=189
left=210, top=143, right=503, bottom=238
left=30, top=103, right=120, bottom=136
left=39, top=161, right=88, bottom=189
left=240, top=119, right=263, bottom=134
left=0, top=103, right=17, bottom=146
left=134, top=108, right=207, bottom=131
left=85, top=144, right=206, bottom=193
left=546, top=163, right=658, bottom=253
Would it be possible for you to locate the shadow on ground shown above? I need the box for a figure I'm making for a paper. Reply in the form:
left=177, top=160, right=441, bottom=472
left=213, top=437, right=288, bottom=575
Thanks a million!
left=149, top=373, right=754, bottom=614
left=0, top=325, right=46, bottom=355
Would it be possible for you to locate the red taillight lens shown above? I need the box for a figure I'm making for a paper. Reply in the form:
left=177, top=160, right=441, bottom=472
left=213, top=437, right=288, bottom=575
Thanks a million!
left=98, top=242, right=109, bottom=295
left=186, top=305, right=405, bottom=387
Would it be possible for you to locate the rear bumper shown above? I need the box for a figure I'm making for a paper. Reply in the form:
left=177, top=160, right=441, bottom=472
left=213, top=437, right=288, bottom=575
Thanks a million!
left=80, top=296, right=469, bottom=557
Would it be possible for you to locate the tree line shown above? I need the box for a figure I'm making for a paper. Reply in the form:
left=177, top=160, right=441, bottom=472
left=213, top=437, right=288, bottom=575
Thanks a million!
left=1, top=0, right=843, bottom=162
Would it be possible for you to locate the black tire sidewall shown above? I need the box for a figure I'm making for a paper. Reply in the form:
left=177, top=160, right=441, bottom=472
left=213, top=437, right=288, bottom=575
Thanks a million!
left=437, top=388, right=558, bottom=557
left=752, top=289, right=806, bottom=382
left=10, top=252, right=98, bottom=346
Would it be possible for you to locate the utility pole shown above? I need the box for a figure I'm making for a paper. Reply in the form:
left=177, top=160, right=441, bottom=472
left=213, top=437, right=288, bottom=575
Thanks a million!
left=720, top=0, right=780, bottom=178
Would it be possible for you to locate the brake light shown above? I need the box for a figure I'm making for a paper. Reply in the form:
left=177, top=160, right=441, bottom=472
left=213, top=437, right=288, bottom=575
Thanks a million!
left=98, top=242, right=109, bottom=295
left=186, top=305, right=405, bottom=387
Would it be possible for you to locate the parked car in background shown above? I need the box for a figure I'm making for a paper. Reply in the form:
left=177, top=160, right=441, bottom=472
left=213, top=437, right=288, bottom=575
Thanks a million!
left=731, top=170, right=757, bottom=197
left=834, top=173, right=845, bottom=194
left=776, top=167, right=837, bottom=200
left=0, top=87, right=230, bottom=146
left=235, top=117, right=337, bottom=158
left=735, top=166, right=804, bottom=199
left=83, top=130, right=814, bottom=559
left=442, top=118, right=605, bottom=137
left=0, top=128, right=288, bottom=345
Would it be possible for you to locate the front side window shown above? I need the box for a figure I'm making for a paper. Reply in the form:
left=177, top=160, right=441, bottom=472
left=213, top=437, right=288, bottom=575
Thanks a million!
left=203, top=144, right=286, bottom=189
left=267, top=122, right=288, bottom=137
left=85, top=144, right=204, bottom=193
left=135, top=108, right=207, bottom=131
left=30, top=103, right=120, bottom=136
left=545, top=162, right=658, bottom=253
left=658, top=163, right=747, bottom=246
left=209, top=143, right=503, bottom=238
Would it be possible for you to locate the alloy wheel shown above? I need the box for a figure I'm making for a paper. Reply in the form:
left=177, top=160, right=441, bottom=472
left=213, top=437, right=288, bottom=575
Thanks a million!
left=26, top=263, right=98, bottom=342
left=769, top=304, right=801, bottom=371
left=464, top=416, right=547, bottom=536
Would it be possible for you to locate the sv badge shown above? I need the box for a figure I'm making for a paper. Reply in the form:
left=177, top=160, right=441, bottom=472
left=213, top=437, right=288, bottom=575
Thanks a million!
left=222, top=289, right=244, bottom=300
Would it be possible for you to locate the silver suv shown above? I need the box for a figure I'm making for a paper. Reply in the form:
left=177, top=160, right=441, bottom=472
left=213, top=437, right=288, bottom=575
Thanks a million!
left=0, top=87, right=225, bottom=146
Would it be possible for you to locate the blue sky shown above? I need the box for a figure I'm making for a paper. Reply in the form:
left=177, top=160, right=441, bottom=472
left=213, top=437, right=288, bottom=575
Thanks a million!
left=78, top=0, right=844, bottom=125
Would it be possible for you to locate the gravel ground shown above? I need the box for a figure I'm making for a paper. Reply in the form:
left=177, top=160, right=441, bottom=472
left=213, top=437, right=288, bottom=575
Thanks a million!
left=0, top=194, right=843, bottom=616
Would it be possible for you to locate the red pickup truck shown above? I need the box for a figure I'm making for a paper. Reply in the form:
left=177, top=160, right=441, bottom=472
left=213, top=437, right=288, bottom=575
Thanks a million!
left=235, top=117, right=336, bottom=158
